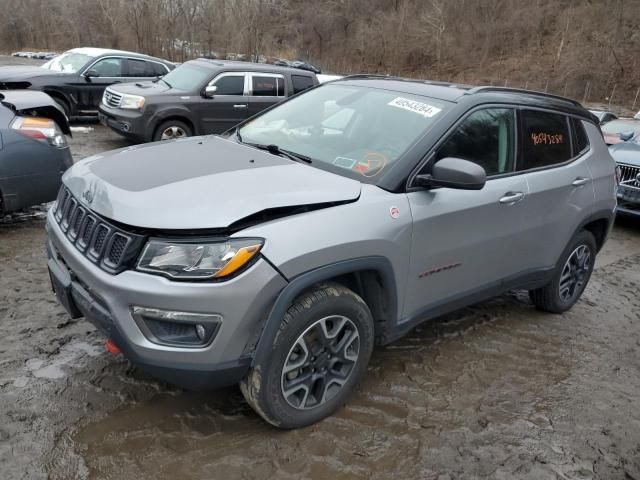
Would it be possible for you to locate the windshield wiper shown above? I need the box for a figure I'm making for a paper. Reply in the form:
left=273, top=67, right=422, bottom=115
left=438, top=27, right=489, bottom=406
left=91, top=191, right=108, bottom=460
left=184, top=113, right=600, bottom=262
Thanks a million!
left=160, top=78, right=172, bottom=88
left=239, top=137, right=312, bottom=164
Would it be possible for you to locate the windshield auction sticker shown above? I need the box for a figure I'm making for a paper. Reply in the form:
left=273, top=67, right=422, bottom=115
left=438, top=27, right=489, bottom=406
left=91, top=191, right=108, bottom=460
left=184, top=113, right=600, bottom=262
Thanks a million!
left=388, top=97, right=442, bottom=118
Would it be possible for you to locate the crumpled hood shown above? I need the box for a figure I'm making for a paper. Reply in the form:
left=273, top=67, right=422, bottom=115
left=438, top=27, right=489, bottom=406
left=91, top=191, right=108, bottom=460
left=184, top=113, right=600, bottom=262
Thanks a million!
left=0, top=65, right=66, bottom=81
left=63, top=136, right=361, bottom=230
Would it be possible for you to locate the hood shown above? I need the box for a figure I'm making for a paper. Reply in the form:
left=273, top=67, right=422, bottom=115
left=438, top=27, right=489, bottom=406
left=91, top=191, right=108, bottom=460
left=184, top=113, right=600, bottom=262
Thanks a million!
left=609, top=142, right=640, bottom=166
left=63, top=136, right=361, bottom=230
left=109, top=81, right=175, bottom=97
left=0, top=65, right=66, bottom=82
left=0, top=90, right=70, bottom=134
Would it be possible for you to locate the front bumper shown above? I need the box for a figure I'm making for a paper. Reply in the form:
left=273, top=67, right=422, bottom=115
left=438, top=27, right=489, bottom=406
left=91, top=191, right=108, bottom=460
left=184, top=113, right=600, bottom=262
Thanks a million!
left=46, top=208, right=288, bottom=389
left=616, top=185, right=640, bottom=217
left=98, top=105, right=150, bottom=142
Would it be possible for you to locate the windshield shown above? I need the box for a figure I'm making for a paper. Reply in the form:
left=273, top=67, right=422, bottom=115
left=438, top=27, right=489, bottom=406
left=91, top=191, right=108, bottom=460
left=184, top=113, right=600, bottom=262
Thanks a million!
left=602, top=119, right=640, bottom=135
left=238, top=84, right=450, bottom=181
left=160, top=63, right=211, bottom=90
left=41, top=52, right=94, bottom=73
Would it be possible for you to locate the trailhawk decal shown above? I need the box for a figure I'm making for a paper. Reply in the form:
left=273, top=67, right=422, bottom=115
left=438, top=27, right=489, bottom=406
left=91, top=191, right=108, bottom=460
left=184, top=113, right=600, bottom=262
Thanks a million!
left=388, top=97, right=442, bottom=118
left=419, top=262, right=462, bottom=278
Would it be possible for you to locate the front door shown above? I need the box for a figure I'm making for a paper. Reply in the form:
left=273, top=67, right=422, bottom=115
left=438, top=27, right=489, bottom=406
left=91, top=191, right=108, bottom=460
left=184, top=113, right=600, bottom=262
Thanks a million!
left=403, top=107, right=530, bottom=320
left=75, top=57, right=126, bottom=111
left=198, top=72, right=249, bottom=134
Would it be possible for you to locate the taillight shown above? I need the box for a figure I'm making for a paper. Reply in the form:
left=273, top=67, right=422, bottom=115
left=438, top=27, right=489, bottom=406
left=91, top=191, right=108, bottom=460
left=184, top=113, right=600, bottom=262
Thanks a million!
left=10, top=116, right=68, bottom=148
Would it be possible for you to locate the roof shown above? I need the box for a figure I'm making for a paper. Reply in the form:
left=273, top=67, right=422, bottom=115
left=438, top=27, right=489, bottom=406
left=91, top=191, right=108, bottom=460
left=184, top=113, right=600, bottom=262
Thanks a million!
left=334, top=75, right=593, bottom=119
left=67, top=47, right=171, bottom=63
left=187, top=58, right=317, bottom=76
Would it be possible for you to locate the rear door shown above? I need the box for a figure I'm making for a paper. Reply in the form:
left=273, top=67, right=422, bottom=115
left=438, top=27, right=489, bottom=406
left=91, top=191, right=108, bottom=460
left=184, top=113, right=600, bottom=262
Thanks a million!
left=124, top=58, right=169, bottom=83
left=198, top=72, right=249, bottom=134
left=404, top=107, right=530, bottom=319
left=247, top=73, right=286, bottom=117
left=516, top=109, right=595, bottom=270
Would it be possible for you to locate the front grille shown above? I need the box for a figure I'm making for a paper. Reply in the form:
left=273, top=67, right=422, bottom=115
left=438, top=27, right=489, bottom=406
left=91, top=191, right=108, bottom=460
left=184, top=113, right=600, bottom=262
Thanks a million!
left=102, top=88, right=123, bottom=108
left=618, top=163, right=640, bottom=189
left=53, top=187, right=145, bottom=274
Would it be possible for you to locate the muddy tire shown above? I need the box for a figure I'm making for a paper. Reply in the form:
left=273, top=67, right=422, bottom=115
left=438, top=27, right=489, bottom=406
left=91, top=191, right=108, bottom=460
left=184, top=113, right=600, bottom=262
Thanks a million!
left=529, top=230, right=596, bottom=314
left=153, top=120, right=192, bottom=141
left=240, top=282, right=374, bottom=429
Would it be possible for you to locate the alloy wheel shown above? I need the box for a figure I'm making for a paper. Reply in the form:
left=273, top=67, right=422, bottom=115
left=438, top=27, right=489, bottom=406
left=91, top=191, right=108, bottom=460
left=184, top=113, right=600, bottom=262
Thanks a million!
left=281, top=315, right=360, bottom=410
left=160, top=126, right=187, bottom=140
left=559, top=244, right=591, bottom=302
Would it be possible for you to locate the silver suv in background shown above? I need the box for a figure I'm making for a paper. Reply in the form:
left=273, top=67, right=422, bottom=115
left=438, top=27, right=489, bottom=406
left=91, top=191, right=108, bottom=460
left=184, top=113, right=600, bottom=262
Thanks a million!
left=47, top=77, right=616, bottom=428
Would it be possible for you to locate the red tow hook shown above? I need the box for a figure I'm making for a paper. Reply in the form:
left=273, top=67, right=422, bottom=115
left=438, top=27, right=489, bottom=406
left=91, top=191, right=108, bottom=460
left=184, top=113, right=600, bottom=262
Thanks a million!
left=105, top=339, right=122, bottom=356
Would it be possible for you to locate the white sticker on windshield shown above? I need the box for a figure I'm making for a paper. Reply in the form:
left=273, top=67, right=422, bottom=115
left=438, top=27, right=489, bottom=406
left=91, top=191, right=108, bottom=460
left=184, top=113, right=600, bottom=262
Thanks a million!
left=387, top=97, right=442, bottom=118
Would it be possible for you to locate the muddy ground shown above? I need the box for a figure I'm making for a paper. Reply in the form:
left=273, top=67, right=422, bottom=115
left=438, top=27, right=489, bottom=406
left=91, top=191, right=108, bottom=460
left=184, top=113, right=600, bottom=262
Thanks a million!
left=1, top=56, right=640, bottom=480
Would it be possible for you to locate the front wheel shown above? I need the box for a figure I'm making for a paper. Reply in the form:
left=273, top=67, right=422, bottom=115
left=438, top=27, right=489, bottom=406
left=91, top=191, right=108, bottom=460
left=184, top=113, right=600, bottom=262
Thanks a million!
left=153, top=120, right=192, bottom=141
left=240, top=282, right=375, bottom=428
left=529, top=230, right=596, bottom=313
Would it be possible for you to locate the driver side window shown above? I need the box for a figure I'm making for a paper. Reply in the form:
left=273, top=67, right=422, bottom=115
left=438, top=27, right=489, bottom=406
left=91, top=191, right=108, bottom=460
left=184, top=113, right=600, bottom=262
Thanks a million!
left=435, top=108, right=516, bottom=176
left=91, top=58, right=123, bottom=77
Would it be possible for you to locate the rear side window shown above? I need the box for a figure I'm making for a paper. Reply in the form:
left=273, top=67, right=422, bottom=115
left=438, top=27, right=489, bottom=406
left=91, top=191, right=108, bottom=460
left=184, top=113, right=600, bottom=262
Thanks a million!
left=213, top=75, right=245, bottom=95
left=125, top=59, right=158, bottom=77
left=520, top=110, right=571, bottom=170
left=435, top=108, right=516, bottom=176
left=572, top=118, right=590, bottom=154
left=252, top=76, right=284, bottom=96
left=292, top=75, right=314, bottom=94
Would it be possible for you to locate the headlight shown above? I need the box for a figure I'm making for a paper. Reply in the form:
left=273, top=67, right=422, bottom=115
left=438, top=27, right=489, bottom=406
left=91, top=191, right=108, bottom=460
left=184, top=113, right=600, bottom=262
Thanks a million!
left=136, top=238, right=263, bottom=280
left=119, top=93, right=145, bottom=110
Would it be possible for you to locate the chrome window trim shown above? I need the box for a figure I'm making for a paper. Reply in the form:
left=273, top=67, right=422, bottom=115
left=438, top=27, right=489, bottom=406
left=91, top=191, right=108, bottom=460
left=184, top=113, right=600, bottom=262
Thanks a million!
left=81, top=56, right=170, bottom=78
left=247, top=72, right=286, bottom=98
left=207, top=71, right=249, bottom=96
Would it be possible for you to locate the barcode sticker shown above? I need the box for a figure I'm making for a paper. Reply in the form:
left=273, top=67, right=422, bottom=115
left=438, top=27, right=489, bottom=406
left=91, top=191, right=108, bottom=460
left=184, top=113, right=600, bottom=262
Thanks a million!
left=388, top=97, right=442, bottom=118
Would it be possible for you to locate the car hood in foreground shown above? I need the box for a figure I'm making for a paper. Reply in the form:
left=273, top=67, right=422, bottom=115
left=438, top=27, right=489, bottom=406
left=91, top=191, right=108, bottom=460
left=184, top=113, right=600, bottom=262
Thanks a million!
left=63, top=136, right=362, bottom=230
left=609, top=142, right=640, bottom=166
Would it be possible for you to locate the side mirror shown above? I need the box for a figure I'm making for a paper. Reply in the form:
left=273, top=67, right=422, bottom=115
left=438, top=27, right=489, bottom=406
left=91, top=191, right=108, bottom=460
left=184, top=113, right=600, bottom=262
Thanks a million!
left=204, top=85, right=217, bottom=98
left=619, top=132, right=634, bottom=142
left=84, top=69, right=99, bottom=79
left=415, top=157, right=487, bottom=190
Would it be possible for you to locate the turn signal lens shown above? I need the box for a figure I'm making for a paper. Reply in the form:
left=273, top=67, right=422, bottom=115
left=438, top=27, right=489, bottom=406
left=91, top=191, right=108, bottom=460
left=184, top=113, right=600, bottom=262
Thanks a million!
left=214, top=244, right=262, bottom=278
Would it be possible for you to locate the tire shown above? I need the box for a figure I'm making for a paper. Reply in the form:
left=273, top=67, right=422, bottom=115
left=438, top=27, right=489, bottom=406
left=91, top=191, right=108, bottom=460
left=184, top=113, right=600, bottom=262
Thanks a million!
left=50, top=95, right=70, bottom=118
left=153, top=119, right=192, bottom=141
left=529, top=230, right=596, bottom=314
left=240, top=282, right=375, bottom=429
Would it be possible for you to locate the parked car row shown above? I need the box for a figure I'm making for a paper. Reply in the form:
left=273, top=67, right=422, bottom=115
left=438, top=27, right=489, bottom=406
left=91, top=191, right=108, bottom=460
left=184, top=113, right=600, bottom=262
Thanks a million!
left=12, top=51, right=58, bottom=60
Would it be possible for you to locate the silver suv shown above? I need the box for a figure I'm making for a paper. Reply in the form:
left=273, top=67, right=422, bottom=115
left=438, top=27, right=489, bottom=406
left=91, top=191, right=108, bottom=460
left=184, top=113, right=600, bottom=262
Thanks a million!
left=47, top=77, right=617, bottom=428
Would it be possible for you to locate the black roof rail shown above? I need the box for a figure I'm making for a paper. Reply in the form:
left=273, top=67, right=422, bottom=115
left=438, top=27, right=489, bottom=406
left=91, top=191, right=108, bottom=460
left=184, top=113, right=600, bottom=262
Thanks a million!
left=341, top=74, right=472, bottom=89
left=466, top=86, right=583, bottom=107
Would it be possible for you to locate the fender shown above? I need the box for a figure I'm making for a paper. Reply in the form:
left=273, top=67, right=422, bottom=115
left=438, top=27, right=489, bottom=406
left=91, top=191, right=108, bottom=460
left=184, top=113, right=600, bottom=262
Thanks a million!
left=251, top=256, right=398, bottom=366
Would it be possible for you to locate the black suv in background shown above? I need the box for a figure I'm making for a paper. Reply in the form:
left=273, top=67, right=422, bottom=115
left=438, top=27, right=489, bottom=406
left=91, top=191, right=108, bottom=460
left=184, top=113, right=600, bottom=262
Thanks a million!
left=98, top=59, right=318, bottom=142
left=0, top=48, right=174, bottom=118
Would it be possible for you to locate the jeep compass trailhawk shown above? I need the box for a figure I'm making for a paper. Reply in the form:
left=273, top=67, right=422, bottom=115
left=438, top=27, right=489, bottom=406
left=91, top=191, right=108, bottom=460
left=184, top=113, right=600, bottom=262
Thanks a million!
left=47, top=77, right=616, bottom=428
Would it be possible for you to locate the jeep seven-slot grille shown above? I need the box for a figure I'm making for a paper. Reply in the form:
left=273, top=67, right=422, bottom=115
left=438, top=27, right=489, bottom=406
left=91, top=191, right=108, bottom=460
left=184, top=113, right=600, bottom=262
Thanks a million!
left=53, top=187, right=146, bottom=274
left=618, top=163, right=640, bottom=189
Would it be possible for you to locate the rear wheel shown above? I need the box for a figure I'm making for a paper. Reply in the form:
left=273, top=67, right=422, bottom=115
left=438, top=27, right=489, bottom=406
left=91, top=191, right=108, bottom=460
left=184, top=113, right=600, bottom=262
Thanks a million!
left=240, top=282, right=374, bottom=428
left=153, top=120, right=192, bottom=141
left=529, top=230, right=596, bottom=313
left=49, top=94, right=70, bottom=118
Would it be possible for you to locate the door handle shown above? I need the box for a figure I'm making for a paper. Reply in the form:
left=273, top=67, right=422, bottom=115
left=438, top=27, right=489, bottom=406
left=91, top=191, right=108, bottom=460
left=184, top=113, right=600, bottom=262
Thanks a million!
left=233, top=104, right=248, bottom=109
left=499, top=191, right=525, bottom=204
left=572, top=177, right=590, bottom=187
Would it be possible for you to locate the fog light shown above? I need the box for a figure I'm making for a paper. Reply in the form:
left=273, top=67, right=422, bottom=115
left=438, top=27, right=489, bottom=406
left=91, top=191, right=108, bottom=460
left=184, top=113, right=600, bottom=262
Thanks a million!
left=131, top=306, right=221, bottom=348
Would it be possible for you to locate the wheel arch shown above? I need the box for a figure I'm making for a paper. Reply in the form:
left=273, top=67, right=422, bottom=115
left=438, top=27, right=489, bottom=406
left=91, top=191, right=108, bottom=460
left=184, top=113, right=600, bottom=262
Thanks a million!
left=251, top=256, right=398, bottom=367
left=576, top=209, right=615, bottom=253
left=42, top=89, right=72, bottom=114
left=151, top=110, right=196, bottom=140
